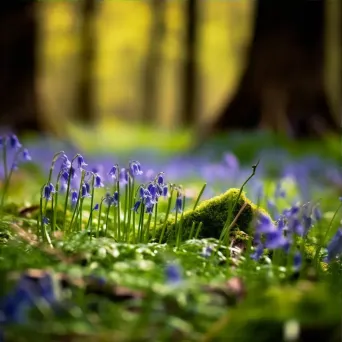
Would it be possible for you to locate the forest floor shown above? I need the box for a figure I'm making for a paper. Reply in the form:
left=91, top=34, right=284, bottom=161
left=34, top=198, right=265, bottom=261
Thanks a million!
left=0, top=128, right=341, bottom=341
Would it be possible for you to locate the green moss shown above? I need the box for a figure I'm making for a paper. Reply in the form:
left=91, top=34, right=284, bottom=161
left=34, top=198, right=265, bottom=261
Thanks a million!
left=156, top=188, right=270, bottom=243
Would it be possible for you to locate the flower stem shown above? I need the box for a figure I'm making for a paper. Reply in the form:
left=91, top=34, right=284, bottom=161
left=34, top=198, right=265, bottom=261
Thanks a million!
left=126, top=177, right=134, bottom=241
left=176, top=195, right=186, bottom=247
left=194, top=222, right=203, bottom=239
left=152, top=203, right=158, bottom=240
left=79, top=198, right=84, bottom=231
left=158, top=187, right=174, bottom=244
left=62, top=154, right=79, bottom=230
left=193, top=183, right=207, bottom=210
left=138, top=203, right=145, bottom=243
left=0, top=147, right=22, bottom=208
left=104, top=203, right=111, bottom=237
left=116, top=180, right=121, bottom=241
left=144, top=213, right=152, bottom=243
left=68, top=171, right=85, bottom=233
left=188, top=221, right=196, bottom=240
left=44, top=151, right=65, bottom=213
left=123, top=182, right=129, bottom=240
left=86, top=174, right=96, bottom=232
left=96, top=198, right=105, bottom=238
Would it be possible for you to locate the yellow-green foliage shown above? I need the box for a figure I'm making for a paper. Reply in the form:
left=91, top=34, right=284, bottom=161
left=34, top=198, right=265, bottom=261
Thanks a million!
left=156, top=188, right=270, bottom=242
left=38, top=1, right=253, bottom=130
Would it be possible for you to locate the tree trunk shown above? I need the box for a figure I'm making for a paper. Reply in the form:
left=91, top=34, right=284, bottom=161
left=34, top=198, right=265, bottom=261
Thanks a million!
left=0, top=3, right=42, bottom=134
left=141, top=0, right=166, bottom=124
left=210, top=0, right=339, bottom=139
left=75, top=0, right=96, bottom=124
left=180, top=0, right=199, bottom=127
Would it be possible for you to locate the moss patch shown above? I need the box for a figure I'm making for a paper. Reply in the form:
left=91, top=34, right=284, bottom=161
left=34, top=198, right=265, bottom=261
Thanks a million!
left=156, top=188, right=270, bottom=243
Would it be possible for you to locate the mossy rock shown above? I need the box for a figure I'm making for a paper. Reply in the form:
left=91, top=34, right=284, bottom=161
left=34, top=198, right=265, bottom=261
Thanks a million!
left=156, top=188, right=270, bottom=243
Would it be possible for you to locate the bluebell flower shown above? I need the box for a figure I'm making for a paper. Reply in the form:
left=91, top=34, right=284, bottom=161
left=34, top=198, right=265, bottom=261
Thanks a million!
left=69, top=166, right=77, bottom=179
left=94, top=174, right=104, bottom=188
left=81, top=183, right=91, bottom=198
left=108, top=165, right=117, bottom=179
left=49, top=183, right=56, bottom=193
left=0, top=136, right=3, bottom=147
left=9, top=134, right=22, bottom=149
left=157, top=173, right=164, bottom=185
left=144, top=195, right=154, bottom=210
left=132, top=200, right=141, bottom=213
left=104, top=192, right=119, bottom=207
left=61, top=170, right=68, bottom=182
left=148, top=183, right=158, bottom=200
left=264, top=230, right=288, bottom=249
left=61, top=154, right=71, bottom=169
left=288, top=218, right=304, bottom=236
left=313, top=206, right=322, bottom=221
left=162, top=185, right=168, bottom=197
left=201, top=246, right=213, bottom=258
left=165, top=263, right=182, bottom=285
left=174, top=193, right=183, bottom=213
left=302, top=215, right=312, bottom=235
left=119, top=168, right=128, bottom=185
left=0, top=272, right=57, bottom=325
left=129, top=161, right=143, bottom=176
left=71, top=190, right=78, bottom=207
left=42, top=217, right=50, bottom=225
left=146, top=204, right=154, bottom=214
left=93, top=203, right=99, bottom=211
left=284, top=205, right=300, bottom=218
left=250, top=243, right=264, bottom=261
left=113, top=191, right=119, bottom=205
left=277, top=216, right=286, bottom=230
left=326, top=228, right=342, bottom=262
left=43, top=183, right=55, bottom=200
left=22, top=149, right=31, bottom=161
left=77, top=155, right=87, bottom=169
left=255, top=214, right=276, bottom=233
left=61, top=166, right=76, bottom=181
left=85, top=182, right=90, bottom=194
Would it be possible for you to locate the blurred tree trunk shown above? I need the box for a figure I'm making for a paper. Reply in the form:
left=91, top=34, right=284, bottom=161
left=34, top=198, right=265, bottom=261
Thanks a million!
left=180, top=0, right=199, bottom=127
left=210, top=0, right=339, bottom=139
left=75, top=0, right=97, bottom=124
left=141, top=0, right=166, bottom=123
left=0, top=2, right=42, bottom=134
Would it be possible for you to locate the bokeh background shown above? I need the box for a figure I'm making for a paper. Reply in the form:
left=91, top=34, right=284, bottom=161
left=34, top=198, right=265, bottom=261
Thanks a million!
left=0, top=0, right=341, bottom=152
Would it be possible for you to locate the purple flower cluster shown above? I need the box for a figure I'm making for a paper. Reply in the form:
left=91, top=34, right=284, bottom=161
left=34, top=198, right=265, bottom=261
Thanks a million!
left=326, top=229, right=342, bottom=262
left=165, top=263, right=183, bottom=285
left=251, top=200, right=322, bottom=266
left=0, top=134, right=32, bottom=207
left=0, top=134, right=31, bottom=176
left=0, top=272, right=58, bottom=326
left=132, top=173, right=168, bottom=215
